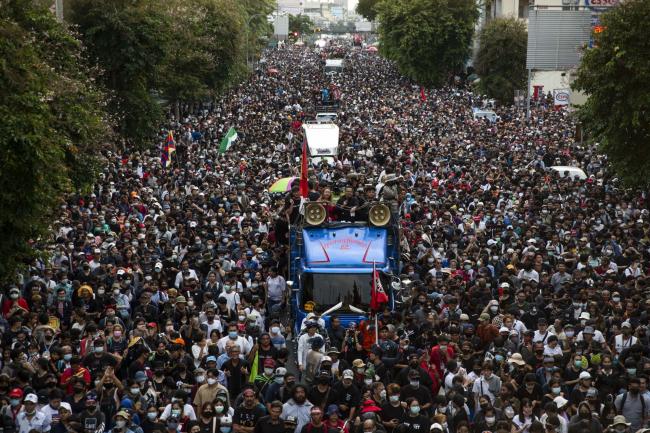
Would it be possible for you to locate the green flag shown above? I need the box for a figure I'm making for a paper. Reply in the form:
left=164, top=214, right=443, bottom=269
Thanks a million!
left=219, top=127, right=238, bottom=153
left=248, top=349, right=259, bottom=383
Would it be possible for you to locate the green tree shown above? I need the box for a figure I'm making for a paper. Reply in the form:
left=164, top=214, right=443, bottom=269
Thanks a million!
left=356, top=0, right=381, bottom=21
left=289, top=14, right=314, bottom=36
left=377, top=0, right=479, bottom=87
left=67, top=0, right=171, bottom=147
left=0, top=0, right=108, bottom=279
left=572, top=0, right=650, bottom=188
left=240, top=0, right=275, bottom=62
left=475, top=17, right=527, bottom=105
left=159, top=0, right=247, bottom=117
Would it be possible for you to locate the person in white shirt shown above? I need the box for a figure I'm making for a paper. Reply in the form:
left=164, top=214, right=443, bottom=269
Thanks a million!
left=543, top=335, right=564, bottom=358
left=218, top=285, right=240, bottom=312
left=174, top=260, right=198, bottom=289
left=297, top=322, right=325, bottom=371
left=16, top=394, right=50, bottom=433
left=216, top=324, right=252, bottom=355
left=576, top=326, right=606, bottom=344
left=533, top=319, right=555, bottom=344
left=614, top=322, right=638, bottom=354
left=159, top=391, right=197, bottom=421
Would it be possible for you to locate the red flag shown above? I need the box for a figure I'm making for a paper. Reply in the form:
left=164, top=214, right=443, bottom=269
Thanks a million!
left=420, top=86, right=427, bottom=103
left=370, top=262, right=389, bottom=311
left=299, top=138, right=309, bottom=198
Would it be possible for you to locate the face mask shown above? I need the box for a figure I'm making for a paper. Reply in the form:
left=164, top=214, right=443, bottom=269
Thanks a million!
left=94, top=347, right=104, bottom=354
left=238, top=315, right=246, bottom=321
left=627, top=368, right=637, bottom=375
left=10, top=399, right=20, bottom=407
left=271, top=326, right=280, bottom=334
left=565, top=331, right=574, bottom=337
left=613, top=297, right=621, bottom=303
left=130, top=387, right=140, bottom=395
left=219, top=427, right=231, bottom=433
left=228, top=331, right=238, bottom=339
left=147, top=412, right=157, bottom=421
left=215, top=405, right=225, bottom=414
left=10, top=293, right=19, bottom=300
left=264, top=368, right=274, bottom=376
left=495, top=354, right=504, bottom=362
left=410, top=406, right=420, bottom=415
left=207, top=378, right=218, bottom=385
left=64, top=354, right=72, bottom=361
left=275, top=377, right=284, bottom=384
left=490, top=306, right=498, bottom=313
left=196, top=376, right=205, bottom=383
left=574, top=360, right=582, bottom=368
left=486, top=416, right=496, bottom=425
left=409, top=380, right=419, bottom=387
left=114, top=331, right=122, bottom=338
left=113, top=289, right=120, bottom=296
left=552, top=387, right=561, bottom=394
left=115, top=421, right=126, bottom=429
left=389, top=395, right=400, bottom=403
left=364, top=378, right=373, bottom=386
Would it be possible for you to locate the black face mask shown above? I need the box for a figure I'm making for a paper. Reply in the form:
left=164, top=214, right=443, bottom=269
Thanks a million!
left=317, top=378, right=329, bottom=385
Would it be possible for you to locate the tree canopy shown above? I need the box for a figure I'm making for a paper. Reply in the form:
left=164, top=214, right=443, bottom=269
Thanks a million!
left=289, top=14, right=315, bottom=36
left=572, top=0, right=650, bottom=188
left=377, top=0, right=479, bottom=87
left=356, top=0, right=381, bottom=21
left=0, top=0, right=109, bottom=279
left=475, top=17, right=527, bottom=105
left=67, top=0, right=272, bottom=147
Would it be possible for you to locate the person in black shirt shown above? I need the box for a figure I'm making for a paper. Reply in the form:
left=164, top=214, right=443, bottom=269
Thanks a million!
left=308, top=372, right=332, bottom=411
left=380, top=384, right=406, bottom=433
left=221, top=345, right=249, bottom=398
left=330, top=370, right=361, bottom=420
left=253, top=400, right=284, bottom=433
left=402, top=398, right=431, bottom=433
left=399, top=370, right=433, bottom=413
left=233, top=387, right=266, bottom=432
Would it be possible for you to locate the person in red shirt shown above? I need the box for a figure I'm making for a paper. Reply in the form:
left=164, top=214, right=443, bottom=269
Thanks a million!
left=60, top=356, right=91, bottom=395
left=429, top=334, right=455, bottom=374
left=1, top=287, right=29, bottom=318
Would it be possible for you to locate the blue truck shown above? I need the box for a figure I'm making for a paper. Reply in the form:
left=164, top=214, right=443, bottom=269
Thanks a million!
left=288, top=206, right=401, bottom=334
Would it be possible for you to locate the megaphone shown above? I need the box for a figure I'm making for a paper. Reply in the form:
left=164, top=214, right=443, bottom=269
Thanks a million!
left=304, top=203, right=327, bottom=226
left=369, top=203, right=390, bottom=227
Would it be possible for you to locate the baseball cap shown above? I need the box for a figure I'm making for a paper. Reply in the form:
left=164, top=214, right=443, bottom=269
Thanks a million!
left=59, top=402, right=72, bottom=412
left=579, top=371, right=592, bottom=380
left=342, top=369, right=354, bottom=379
left=8, top=388, right=23, bottom=398
left=205, top=356, right=217, bottom=363
left=431, top=423, right=443, bottom=432
left=24, top=394, right=38, bottom=403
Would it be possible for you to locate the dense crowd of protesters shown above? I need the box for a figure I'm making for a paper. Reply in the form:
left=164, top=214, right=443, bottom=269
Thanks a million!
left=3, top=41, right=650, bottom=433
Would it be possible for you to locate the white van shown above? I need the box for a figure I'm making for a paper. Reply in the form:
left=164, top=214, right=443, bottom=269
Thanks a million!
left=302, top=123, right=339, bottom=166
left=550, top=166, right=587, bottom=180
left=324, top=59, right=344, bottom=74
left=472, top=107, right=499, bottom=123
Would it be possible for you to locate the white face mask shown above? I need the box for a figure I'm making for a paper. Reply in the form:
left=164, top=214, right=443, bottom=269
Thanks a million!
left=207, top=378, right=217, bottom=385
left=196, top=376, right=205, bottom=383
left=271, top=326, right=280, bottom=334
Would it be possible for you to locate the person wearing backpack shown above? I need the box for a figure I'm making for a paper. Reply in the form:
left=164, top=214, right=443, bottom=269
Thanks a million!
left=614, top=378, right=650, bottom=432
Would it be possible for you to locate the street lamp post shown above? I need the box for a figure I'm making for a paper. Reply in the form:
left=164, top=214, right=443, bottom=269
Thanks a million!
left=246, top=13, right=265, bottom=69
